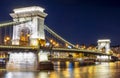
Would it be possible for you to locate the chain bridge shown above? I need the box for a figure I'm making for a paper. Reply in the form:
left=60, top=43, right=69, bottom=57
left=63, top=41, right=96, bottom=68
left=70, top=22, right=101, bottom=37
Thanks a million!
left=0, top=6, right=117, bottom=70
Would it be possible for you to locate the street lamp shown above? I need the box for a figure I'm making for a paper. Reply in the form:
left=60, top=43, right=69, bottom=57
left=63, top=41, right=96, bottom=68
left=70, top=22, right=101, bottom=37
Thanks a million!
left=50, top=39, right=53, bottom=43
left=4, top=36, right=11, bottom=45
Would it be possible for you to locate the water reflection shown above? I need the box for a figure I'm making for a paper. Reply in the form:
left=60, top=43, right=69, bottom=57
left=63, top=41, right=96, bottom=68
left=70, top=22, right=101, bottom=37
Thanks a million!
left=5, top=72, right=35, bottom=78
left=1, top=62, right=120, bottom=78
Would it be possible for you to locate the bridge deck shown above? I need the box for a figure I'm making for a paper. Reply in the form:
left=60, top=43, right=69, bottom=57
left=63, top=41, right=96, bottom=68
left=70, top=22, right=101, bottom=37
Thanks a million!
left=0, top=45, right=111, bottom=56
left=0, top=45, right=38, bottom=52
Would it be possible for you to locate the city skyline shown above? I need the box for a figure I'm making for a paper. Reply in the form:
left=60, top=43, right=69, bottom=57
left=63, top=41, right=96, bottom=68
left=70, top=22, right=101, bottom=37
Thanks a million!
left=0, top=0, right=120, bottom=45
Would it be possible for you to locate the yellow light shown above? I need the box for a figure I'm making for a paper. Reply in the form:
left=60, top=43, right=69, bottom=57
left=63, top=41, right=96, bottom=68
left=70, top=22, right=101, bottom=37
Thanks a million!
left=31, top=40, right=38, bottom=46
left=4, top=39, right=7, bottom=42
left=65, top=43, right=68, bottom=47
left=27, top=34, right=30, bottom=37
left=39, top=39, right=46, bottom=46
left=4, top=36, right=10, bottom=43
left=55, top=43, right=59, bottom=47
left=100, top=49, right=102, bottom=52
left=52, top=41, right=56, bottom=45
left=50, top=39, right=53, bottom=43
left=6, top=37, right=10, bottom=40
left=20, top=36, right=25, bottom=41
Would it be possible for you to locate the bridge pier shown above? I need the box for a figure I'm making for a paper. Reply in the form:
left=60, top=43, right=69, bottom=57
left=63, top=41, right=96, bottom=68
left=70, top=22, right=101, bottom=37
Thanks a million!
left=6, top=52, right=38, bottom=71
left=37, top=50, right=53, bottom=70
left=96, top=55, right=111, bottom=62
left=6, top=50, right=53, bottom=71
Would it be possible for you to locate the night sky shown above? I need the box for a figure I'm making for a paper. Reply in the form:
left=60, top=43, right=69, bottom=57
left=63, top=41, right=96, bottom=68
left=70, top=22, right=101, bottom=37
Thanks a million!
left=0, top=0, right=120, bottom=46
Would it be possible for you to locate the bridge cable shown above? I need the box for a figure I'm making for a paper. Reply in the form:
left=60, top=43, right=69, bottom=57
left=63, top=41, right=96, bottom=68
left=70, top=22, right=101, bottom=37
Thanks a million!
left=44, top=25, right=76, bottom=48
left=0, top=20, right=31, bottom=28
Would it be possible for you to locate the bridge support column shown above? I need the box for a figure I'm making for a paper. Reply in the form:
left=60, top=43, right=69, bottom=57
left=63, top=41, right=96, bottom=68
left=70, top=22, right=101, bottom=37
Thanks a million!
left=97, top=39, right=111, bottom=53
left=6, top=52, right=38, bottom=71
left=10, top=6, right=47, bottom=46
left=37, top=50, right=53, bottom=70
left=97, top=55, right=111, bottom=62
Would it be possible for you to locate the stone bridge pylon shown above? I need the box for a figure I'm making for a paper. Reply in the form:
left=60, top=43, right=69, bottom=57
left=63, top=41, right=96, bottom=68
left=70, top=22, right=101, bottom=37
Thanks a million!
left=97, top=39, right=111, bottom=54
left=6, top=6, right=51, bottom=70
left=11, top=6, right=47, bottom=46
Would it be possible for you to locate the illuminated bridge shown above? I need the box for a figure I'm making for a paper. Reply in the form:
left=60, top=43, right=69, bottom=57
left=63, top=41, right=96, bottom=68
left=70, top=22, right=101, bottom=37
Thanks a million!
left=0, top=45, right=109, bottom=55
left=0, top=6, right=117, bottom=70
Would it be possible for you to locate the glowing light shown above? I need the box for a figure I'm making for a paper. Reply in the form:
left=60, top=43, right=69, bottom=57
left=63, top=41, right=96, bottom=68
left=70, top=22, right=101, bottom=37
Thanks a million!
left=6, top=37, right=10, bottom=40
left=39, top=39, right=46, bottom=46
left=65, top=43, right=68, bottom=47
left=46, top=42, right=50, bottom=46
left=38, top=72, right=48, bottom=78
left=4, top=36, right=10, bottom=42
left=31, top=40, right=38, bottom=46
left=52, top=41, right=56, bottom=45
left=27, top=34, right=30, bottom=37
left=50, top=39, right=53, bottom=43
left=68, top=46, right=72, bottom=49
left=20, top=36, right=25, bottom=41
left=55, top=43, right=59, bottom=47
left=12, top=40, right=19, bottom=45
left=4, top=39, right=7, bottom=42
left=97, top=55, right=109, bottom=60
left=14, top=6, right=45, bottom=13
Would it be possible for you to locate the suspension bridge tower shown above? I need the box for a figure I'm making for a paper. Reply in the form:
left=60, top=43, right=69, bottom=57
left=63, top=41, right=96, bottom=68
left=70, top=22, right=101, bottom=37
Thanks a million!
left=6, top=6, right=51, bottom=70
left=97, top=39, right=111, bottom=54
left=11, top=6, right=47, bottom=46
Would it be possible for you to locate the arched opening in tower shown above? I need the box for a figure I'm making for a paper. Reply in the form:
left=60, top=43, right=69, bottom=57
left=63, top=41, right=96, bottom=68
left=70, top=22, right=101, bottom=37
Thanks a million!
left=19, top=27, right=31, bottom=46
left=101, top=47, right=106, bottom=53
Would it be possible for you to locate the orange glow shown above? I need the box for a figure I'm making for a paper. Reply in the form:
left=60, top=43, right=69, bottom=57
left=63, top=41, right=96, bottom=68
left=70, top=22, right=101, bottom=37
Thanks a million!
left=50, top=39, right=53, bottom=43
left=4, top=36, right=10, bottom=41
left=20, top=36, right=26, bottom=41
left=27, top=34, right=30, bottom=37
left=65, top=43, right=68, bottom=47
left=6, top=37, right=10, bottom=40
left=52, top=41, right=56, bottom=45
left=55, top=43, right=59, bottom=47
left=39, top=39, right=46, bottom=46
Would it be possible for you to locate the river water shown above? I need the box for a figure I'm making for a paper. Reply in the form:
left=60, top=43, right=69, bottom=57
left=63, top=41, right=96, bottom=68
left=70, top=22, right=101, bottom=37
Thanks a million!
left=0, top=62, right=120, bottom=78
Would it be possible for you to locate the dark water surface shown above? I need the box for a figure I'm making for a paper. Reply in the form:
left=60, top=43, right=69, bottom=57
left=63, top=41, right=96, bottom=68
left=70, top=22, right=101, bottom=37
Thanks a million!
left=1, top=62, right=120, bottom=78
